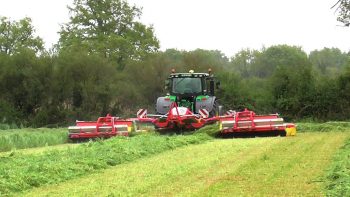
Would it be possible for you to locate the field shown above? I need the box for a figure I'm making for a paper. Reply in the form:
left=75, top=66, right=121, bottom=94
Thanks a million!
left=0, top=128, right=68, bottom=152
left=0, top=124, right=349, bottom=196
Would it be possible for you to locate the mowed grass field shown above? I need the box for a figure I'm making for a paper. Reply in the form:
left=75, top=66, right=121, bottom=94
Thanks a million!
left=0, top=128, right=68, bottom=152
left=21, top=131, right=350, bottom=196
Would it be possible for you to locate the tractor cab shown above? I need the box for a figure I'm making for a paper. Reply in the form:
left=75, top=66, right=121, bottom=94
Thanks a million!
left=171, top=76, right=203, bottom=95
left=156, top=69, right=220, bottom=116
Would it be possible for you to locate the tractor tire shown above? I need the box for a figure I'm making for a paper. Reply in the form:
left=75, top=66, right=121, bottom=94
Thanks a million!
left=210, top=100, right=222, bottom=117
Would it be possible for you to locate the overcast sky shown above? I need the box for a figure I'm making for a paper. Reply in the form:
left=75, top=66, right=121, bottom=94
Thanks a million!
left=0, top=0, right=349, bottom=57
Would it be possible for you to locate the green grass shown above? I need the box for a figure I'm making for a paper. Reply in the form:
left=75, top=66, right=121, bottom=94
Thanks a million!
left=0, top=133, right=211, bottom=196
left=1, top=123, right=349, bottom=196
left=297, top=122, right=350, bottom=132
left=0, top=128, right=68, bottom=152
left=325, top=137, right=350, bottom=196
left=22, top=132, right=350, bottom=197
left=193, top=123, right=221, bottom=137
left=0, top=123, right=21, bottom=130
left=0, top=143, right=79, bottom=157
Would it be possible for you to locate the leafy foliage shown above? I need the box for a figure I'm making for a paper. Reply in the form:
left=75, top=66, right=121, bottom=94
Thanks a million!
left=229, top=49, right=259, bottom=78
left=334, top=0, right=350, bottom=26
left=1, top=11, right=350, bottom=126
left=309, top=48, right=348, bottom=76
left=59, top=0, right=159, bottom=70
left=1, top=43, right=350, bottom=126
left=0, top=17, right=44, bottom=55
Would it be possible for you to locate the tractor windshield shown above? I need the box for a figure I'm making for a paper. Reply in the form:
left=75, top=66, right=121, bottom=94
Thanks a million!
left=172, top=77, right=202, bottom=94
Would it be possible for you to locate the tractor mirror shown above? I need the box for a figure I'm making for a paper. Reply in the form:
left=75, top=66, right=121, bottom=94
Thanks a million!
left=209, top=80, right=215, bottom=96
left=164, top=79, right=170, bottom=90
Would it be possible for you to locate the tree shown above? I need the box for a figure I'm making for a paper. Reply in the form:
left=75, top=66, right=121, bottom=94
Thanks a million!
left=216, top=71, right=256, bottom=111
left=182, top=49, right=228, bottom=72
left=0, top=17, right=44, bottom=55
left=337, top=65, right=350, bottom=118
left=230, top=49, right=260, bottom=78
left=267, top=46, right=315, bottom=118
left=59, top=0, right=159, bottom=70
left=333, top=0, right=350, bottom=26
left=0, top=49, right=53, bottom=125
left=310, top=77, right=341, bottom=120
left=309, top=48, right=348, bottom=76
left=53, top=49, right=119, bottom=119
left=251, top=45, right=308, bottom=78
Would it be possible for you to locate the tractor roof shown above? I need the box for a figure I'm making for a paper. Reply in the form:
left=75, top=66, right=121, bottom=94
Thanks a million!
left=169, top=73, right=210, bottom=78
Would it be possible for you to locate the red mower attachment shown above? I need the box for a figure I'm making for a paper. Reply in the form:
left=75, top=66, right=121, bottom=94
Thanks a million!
left=135, top=103, right=217, bottom=131
left=219, top=109, right=296, bottom=136
left=134, top=105, right=296, bottom=136
left=68, top=114, right=133, bottom=140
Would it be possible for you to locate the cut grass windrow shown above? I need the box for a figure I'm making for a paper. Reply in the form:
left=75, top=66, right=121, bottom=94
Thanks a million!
left=297, top=122, right=350, bottom=132
left=0, top=128, right=68, bottom=152
left=325, top=136, right=350, bottom=196
left=0, top=143, right=79, bottom=157
left=0, top=133, right=211, bottom=196
left=23, top=132, right=350, bottom=197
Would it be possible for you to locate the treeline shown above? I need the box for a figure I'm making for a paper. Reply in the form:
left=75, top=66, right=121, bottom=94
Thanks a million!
left=221, top=46, right=350, bottom=121
left=0, top=46, right=349, bottom=127
left=0, top=0, right=350, bottom=127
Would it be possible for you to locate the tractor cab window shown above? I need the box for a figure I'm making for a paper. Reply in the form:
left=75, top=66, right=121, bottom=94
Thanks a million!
left=172, top=77, right=202, bottom=94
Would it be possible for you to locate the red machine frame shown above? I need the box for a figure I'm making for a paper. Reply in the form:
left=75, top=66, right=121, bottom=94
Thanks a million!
left=68, top=106, right=296, bottom=140
left=68, top=114, right=132, bottom=140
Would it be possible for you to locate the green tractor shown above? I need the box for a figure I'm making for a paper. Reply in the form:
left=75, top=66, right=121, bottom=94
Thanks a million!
left=68, top=69, right=297, bottom=138
left=156, top=69, right=222, bottom=117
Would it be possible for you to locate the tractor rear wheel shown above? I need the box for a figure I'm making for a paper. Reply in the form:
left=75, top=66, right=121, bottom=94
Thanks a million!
left=210, top=100, right=222, bottom=117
